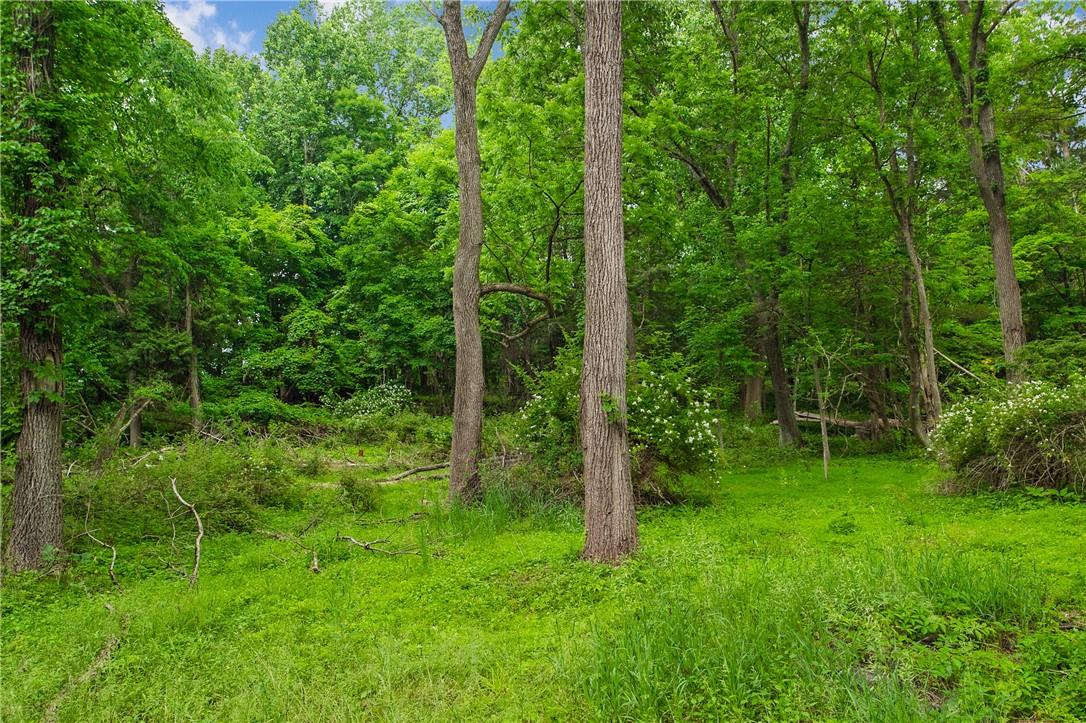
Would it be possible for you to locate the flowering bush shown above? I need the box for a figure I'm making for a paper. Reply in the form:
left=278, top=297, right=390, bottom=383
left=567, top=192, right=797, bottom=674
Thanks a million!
left=517, top=344, right=719, bottom=483
left=929, top=375, right=1085, bottom=493
left=324, top=382, right=414, bottom=418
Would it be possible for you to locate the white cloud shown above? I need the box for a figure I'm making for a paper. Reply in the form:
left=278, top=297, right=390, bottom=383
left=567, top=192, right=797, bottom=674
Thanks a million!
left=164, top=0, right=256, bottom=55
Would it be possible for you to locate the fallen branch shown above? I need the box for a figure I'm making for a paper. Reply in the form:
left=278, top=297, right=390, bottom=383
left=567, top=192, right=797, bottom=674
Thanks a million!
left=382, top=462, right=449, bottom=484
left=337, top=535, right=420, bottom=556
left=170, top=478, right=203, bottom=588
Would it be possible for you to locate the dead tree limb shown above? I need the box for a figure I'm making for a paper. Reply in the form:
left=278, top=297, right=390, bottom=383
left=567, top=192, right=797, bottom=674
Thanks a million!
left=382, top=462, right=449, bottom=484
left=170, top=477, right=203, bottom=588
left=337, top=535, right=420, bottom=556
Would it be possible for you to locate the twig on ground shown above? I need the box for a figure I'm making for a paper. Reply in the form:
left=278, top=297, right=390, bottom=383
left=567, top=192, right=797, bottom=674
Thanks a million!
left=170, top=478, right=203, bottom=588
left=337, top=534, right=420, bottom=556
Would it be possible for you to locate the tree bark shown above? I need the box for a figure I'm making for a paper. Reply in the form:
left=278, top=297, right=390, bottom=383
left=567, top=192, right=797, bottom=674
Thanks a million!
left=184, top=281, right=201, bottom=429
left=7, top=0, right=65, bottom=572
left=900, top=271, right=929, bottom=445
left=438, top=0, right=510, bottom=504
left=930, top=1, right=1026, bottom=374
left=581, top=0, right=637, bottom=564
left=901, top=218, right=941, bottom=422
left=742, top=373, right=763, bottom=420
left=759, top=299, right=802, bottom=446
left=812, top=355, right=830, bottom=480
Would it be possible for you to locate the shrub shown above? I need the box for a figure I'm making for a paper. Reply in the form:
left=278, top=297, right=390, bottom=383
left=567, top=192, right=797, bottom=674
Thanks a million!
left=69, top=439, right=302, bottom=541
left=929, top=375, right=1086, bottom=493
left=342, top=411, right=451, bottom=454
left=325, top=382, right=414, bottom=419
left=339, top=474, right=381, bottom=513
left=516, top=342, right=719, bottom=491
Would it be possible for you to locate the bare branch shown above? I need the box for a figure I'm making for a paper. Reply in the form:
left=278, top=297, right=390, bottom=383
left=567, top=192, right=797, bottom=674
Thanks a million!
left=337, top=535, right=420, bottom=556
left=170, top=478, right=203, bottom=588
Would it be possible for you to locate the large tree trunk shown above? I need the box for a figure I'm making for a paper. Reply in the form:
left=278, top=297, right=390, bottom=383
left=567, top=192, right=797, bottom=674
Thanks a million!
left=931, top=1, right=1026, bottom=374
left=581, top=0, right=637, bottom=564
left=742, top=372, right=764, bottom=420
left=184, top=281, right=201, bottom=429
left=9, top=319, right=65, bottom=571
left=6, top=0, right=65, bottom=572
left=438, top=0, right=509, bottom=504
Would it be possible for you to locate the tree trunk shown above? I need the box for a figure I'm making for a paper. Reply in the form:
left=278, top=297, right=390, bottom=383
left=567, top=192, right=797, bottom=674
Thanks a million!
left=742, top=373, right=763, bottom=420
left=812, top=355, right=830, bottom=480
left=439, top=0, right=509, bottom=504
left=9, top=319, right=65, bottom=571
left=6, top=0, right=65, bottom=572
left=127, top=367, right=141, bottom=447
left=759, top=300, right=801, bottom=446
left=900, top=219, right=941, bottom=424
left=900, top=271, right=929, bottom=445
left=931, top=2, right=1026, bottom=374
left=581, top=0, right=637, bottom=564
left=184, top=281, right=201, bottom=429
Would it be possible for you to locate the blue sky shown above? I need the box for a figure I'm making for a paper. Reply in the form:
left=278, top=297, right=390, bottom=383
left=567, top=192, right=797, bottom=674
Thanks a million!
left=164, top=0, right=309, bottom=55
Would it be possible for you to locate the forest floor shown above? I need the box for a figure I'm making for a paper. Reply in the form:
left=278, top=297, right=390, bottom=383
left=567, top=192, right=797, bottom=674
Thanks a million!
left=3, top=447, right=1085, bottom=721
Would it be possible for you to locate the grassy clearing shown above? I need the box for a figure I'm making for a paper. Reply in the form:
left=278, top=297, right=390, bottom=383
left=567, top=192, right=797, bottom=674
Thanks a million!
left=2, top=450, right=1084, bottom=721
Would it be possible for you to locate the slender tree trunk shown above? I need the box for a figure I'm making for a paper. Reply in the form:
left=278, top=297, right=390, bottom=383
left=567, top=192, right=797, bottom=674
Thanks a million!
left=438, top=0, right=510, bottom=504
left=900, top=219, right=941, bottom=423
left=812, top=355, right=830, bottom=480
left=184, top=281, right=201, bottom=429
left=127, top=368, right=141, bottom=447
left=581, top=0, right=637, bottom=564
left=900, top=271, right=928, bottom=445
left=6, top=0, right=65, bottom=572
left=759, top=299, right=801, bottom=446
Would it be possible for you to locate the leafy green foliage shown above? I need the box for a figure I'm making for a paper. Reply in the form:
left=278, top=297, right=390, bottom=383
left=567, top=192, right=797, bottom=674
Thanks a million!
left=517, top=342, right=720, bottom=484
left=931, top=376, right=1086, bottom=493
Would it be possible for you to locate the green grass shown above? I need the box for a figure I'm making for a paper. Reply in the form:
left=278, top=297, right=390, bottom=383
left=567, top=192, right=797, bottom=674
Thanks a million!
left=3, top=452, right=1084, bottom=721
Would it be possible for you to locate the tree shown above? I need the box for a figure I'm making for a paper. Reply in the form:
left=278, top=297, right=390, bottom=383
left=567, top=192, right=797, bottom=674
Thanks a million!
left=428, top=0, right=511, bottom=503
left=3, top=0, right=65, bottom=571
left=929, top=0, right=1026, bottom=375
left=581, top=0, right=637, bottom=564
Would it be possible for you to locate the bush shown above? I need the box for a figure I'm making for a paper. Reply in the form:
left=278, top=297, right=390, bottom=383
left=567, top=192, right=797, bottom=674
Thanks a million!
left=69, top=439, right=302, bottom=541
left=516, top=342, right=719, bottom=493
left=339, top=474, right=381, bottom=513
left=325, top=382, right=414, bottom=419
left=930, top=375, right=1086, bottom=494
left=342, top=410, right=451, bottom=453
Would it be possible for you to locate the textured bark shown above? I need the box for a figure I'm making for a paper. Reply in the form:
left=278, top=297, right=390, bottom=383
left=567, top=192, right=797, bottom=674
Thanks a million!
left=901, top=220, right=941, bottom=422
left=581, top=0, right=637, bottom=564
left=7, top=0, right=65, bottom=572
left=184, top=281, right=202, bottom=429
left=759, top=299, right=801, bottom=446
left=742, top=373, right=764, bottom=420
left=900, top=271, right=929, bottom=445
left=439, top=0, right=510, bottom=504
left=931, top=1, right=1026, bottom=373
